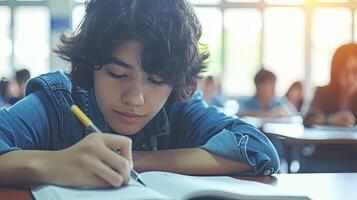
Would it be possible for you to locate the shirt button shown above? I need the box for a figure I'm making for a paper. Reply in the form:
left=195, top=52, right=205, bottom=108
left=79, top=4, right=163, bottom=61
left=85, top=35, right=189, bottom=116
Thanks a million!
left=263, top=169, right=272, bottom=176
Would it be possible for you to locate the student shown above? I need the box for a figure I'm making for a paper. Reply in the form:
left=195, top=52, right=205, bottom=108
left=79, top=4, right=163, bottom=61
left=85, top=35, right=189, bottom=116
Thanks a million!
left=285, top=81, right=304, bottom=113
left=237, top=69, right=293, bottom=118
left=2, top=69, right=32, bottom=106
left=0, top=0, right=279, bottom=188
left=304, top=43, right=357, bottom=127
left=15, top=68, right=31, bottom=99
left=198, top=75, right=223, bottom=107
left=302, top=43, right=357, bottom=172
left=0, top=78, right=16, bottom=107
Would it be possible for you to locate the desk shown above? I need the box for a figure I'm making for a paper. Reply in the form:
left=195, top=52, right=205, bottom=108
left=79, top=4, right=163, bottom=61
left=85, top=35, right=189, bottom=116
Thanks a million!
left=0, top=188, right=32, bottom=200
left=1, top=173, right=356, bottom=200
left=262, top=123, right=357, bottom=173
left=238, top=173, right=357, bottom=200
left=262, top=123, right=357, bottom=144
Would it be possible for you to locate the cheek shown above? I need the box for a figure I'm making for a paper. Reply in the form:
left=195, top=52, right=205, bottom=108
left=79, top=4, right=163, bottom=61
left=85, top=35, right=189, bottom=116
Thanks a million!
left=94, top=73, right=119, bottom=111
left=145, top=86, right=172, bottom=111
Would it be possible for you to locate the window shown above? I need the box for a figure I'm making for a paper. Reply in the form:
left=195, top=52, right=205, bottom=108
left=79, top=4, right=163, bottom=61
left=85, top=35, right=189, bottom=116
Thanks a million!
left=0, top=6, right=11, bottom=78
left=311, top=8, right=351, bottom=87
left=190, top=0, right=221, bottom=4
left=264, top=0, right=304, bottom=4
left=72, top=4, right=85, bottom=31
left=71, top=0, right=357, bottom=98
left=195, top=1, right=356, bottom=98
left=194, top=8, right=222, bottom=77
left=226, top=0, right=260, bottom=2
left=0, top=0, right=49, bottom=78
left=223, top=9, right=261, bottom=96
left=318, top=0, right=349, bottom=2
left=14, top=6, right=50, bottom=76
left=263, top=7, right=305, bottom=95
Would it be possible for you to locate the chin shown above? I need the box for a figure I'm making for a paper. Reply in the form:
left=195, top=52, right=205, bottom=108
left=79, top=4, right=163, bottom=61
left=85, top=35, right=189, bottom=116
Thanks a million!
left=112, top=124, right=143, bottom=136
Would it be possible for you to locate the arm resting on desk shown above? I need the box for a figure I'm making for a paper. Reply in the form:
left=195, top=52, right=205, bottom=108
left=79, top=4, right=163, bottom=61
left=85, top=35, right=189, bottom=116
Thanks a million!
left=0, top=150, right=49, bottom=187
left=304, top=112, right=356, bottom=127
left=133, top=148, right=252, bottom=175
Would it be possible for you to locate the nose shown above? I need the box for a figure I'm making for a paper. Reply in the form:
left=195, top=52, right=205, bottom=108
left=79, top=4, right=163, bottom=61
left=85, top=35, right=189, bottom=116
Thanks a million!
left=121, top=81, right=145, bottom=107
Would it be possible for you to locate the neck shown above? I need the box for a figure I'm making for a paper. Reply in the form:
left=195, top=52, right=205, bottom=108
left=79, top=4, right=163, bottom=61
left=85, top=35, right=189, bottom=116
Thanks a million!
left=256, top=95, right=270, bottom=110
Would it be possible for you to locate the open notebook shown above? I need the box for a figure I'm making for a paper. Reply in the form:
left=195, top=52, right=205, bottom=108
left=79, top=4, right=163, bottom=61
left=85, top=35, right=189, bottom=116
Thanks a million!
left=31, top=171, right=310, bottom=200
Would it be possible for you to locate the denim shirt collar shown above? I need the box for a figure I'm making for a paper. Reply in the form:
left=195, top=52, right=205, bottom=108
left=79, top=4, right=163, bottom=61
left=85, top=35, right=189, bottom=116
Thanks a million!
left=79, top=87, right=170, bottom=150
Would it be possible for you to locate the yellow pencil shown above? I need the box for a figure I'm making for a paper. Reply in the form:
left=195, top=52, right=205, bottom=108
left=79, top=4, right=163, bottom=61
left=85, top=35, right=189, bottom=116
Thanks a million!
left=70, top=105, right=146, bottom=187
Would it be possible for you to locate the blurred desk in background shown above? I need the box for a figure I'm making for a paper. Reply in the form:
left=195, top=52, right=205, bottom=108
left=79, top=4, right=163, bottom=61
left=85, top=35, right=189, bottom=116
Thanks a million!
left=262, top=123, right=357, bottom=144
left=240, top=116, right=303, bottom=129
left=262, top=123, right=357, bottom=173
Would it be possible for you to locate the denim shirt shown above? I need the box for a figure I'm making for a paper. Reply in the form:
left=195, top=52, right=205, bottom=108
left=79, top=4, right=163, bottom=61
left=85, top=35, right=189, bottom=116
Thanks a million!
left=0, top=71, right=279, bottom=176
left=238, top=96, right=291, bottom=114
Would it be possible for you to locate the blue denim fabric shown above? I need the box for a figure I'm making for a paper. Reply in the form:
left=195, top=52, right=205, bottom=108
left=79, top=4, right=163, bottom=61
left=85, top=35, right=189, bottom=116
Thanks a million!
left=0, top=71, right=279, bottom=176
left=238, top=96, right=290, bottom=114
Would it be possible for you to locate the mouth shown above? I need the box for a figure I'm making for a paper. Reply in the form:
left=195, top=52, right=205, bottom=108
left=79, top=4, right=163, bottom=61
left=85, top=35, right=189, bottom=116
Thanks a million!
left=113, top=110, right=145, bottom=124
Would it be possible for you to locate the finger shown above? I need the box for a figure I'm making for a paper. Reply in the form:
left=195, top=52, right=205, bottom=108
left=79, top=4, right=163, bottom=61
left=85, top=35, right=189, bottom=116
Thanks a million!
left=98, top=148, right=131, bottom=185
left=90, top=174, right=114, bottom=188
left=347, top=117, right=356, bottom=125
left=102, top=134, right=133, bottom=164
left=347, top=119, right=356, bottom=127
left=348, top=113, right=356, bottom=122
left=89, top=158, right=125, bottom=188
left=342, top=113, right=356, bottom=124
left=69, top=173, right=112, bottom=188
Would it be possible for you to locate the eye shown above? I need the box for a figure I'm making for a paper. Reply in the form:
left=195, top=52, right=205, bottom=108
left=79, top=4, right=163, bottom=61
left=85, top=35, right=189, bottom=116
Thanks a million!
left=148, top=76, right=165, bottom=86
left=107, top=70, right=127, bottom=79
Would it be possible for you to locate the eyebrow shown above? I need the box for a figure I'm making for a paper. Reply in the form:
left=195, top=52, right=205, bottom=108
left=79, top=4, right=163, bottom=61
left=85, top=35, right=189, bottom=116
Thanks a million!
left=108, top=57, right=132, bottom=69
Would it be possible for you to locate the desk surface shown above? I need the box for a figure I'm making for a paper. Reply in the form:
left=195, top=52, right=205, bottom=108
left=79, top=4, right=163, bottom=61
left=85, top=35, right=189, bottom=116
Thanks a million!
left=262, top=123, right=357, bottom=144
left=2, top=173, right=356, bottom=200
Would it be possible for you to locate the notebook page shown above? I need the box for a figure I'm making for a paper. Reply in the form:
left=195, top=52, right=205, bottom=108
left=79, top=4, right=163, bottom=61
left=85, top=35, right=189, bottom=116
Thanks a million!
left=141, top=171, right=310, bottom=200
left=31, top=179, right=168, bottom=200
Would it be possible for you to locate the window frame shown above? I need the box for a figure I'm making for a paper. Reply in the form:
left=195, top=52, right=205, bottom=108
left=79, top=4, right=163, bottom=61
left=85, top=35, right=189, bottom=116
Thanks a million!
left=0, top=0, right=48, bottom=77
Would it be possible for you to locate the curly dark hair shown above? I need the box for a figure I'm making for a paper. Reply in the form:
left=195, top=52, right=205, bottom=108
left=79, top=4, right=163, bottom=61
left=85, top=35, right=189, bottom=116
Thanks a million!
left=54, top=0, right=208, bottom=101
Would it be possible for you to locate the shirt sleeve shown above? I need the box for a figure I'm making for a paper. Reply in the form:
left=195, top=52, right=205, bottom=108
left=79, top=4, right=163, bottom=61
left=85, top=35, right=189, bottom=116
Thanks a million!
left=168, top=93, right=280, bottom=176
left=303, top=88, right=324, bottom=127
left=0, top=91, right=56, bottom=155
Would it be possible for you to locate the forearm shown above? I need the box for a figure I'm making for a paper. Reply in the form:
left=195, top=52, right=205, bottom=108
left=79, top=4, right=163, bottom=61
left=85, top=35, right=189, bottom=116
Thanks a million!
left=0, top=150, right=50, bottom=187
left=304, top=113, right=326, bottom=127
left=133, top=148, right=251, bottom=175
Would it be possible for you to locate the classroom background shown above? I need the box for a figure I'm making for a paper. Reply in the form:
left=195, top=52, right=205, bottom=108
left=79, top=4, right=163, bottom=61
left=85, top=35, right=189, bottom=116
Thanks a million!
left=1, top=0, right=357, bottom=174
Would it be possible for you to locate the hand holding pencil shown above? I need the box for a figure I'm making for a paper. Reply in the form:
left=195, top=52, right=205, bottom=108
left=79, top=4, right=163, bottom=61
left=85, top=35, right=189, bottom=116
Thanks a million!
left=71, top=105, right=146, bottom=186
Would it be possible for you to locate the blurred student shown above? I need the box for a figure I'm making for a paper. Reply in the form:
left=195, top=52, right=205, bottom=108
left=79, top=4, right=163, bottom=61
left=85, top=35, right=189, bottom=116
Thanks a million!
left=285, top=81, right=304, bottom=113
left=301, top=43, right=357, bottom=173
left=304, top=43, right=357, bottom=127
left=15, top=69, right=31, bottom=99
left=198, top=75, right=223, bottom=107
left=0, top=78, right=16, bottom=107
left=237, top=69, right=293, bottom=118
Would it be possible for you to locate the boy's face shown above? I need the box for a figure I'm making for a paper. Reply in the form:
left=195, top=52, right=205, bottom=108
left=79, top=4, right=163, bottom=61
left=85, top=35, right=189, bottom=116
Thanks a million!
left=93, top=41, right=173, bottom=135
left=256, top=80, right=276, bottom=103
